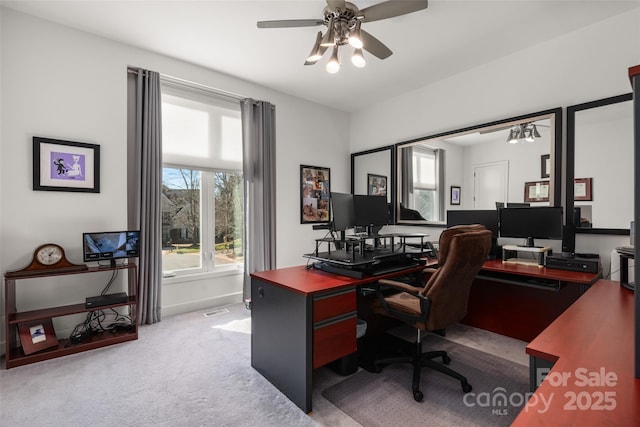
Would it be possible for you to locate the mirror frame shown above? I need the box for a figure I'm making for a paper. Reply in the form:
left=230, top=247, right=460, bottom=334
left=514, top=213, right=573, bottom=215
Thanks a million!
left=351, top=145, right=396, bottom=223
left=394, top=108, right=563, bottom=226
left=565, top=93, right=633, bottom=242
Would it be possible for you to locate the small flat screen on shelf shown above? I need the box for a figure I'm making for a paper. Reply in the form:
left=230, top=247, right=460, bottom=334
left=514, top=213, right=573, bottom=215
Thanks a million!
left=83, top=230, right=140, bottom=264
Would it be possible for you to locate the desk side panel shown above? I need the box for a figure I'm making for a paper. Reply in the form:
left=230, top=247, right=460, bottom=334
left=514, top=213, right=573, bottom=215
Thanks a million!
left=251, top=277, right=311, bottom=412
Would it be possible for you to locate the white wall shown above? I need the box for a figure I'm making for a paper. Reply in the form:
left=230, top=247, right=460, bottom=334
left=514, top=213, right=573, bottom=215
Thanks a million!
left=0, top=8, right=350, bottom=350
left=352, top=9, right=640, bottom=268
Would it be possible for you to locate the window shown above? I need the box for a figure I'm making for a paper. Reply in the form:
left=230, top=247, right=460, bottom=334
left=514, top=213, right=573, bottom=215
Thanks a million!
left=412, top=148, right=440, bottom=221
left=160, top=81, right=243, bottom=277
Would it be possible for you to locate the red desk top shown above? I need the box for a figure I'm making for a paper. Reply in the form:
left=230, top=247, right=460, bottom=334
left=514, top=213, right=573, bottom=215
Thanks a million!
left=251, top=263, right=428, bottom=296
left=512, top=280, right=640, bottom=425
left=482, top=259, right=600, bottom=285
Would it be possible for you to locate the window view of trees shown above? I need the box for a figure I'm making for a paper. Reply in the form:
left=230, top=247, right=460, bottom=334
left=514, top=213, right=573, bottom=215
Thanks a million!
left=162, top=167, right=243, bottom=273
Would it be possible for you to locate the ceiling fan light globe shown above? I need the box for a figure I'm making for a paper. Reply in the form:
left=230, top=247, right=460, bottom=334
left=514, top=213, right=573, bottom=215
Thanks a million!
left=348, top=35, right=363, bottom=49
left=326, top=45, right=341, bottom=73
left=351, top=49, right=366, bottom=67
left=326, top=61, right=341, bottom=73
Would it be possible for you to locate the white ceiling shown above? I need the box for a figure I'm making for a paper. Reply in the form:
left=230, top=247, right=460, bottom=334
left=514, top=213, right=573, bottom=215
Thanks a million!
left=3, top=0, right=639, bottom=112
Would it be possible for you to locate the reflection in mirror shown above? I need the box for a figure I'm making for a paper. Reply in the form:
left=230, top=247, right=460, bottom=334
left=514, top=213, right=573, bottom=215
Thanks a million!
left=567, top=93, right=633, bottom=235
left=351, top=146, right=394, bottom=221
left=396, top=109, right=562, bottom=225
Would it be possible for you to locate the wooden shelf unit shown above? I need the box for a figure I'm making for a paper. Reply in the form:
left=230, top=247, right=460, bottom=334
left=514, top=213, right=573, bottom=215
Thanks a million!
left=4, top=264, right=138, bottom=369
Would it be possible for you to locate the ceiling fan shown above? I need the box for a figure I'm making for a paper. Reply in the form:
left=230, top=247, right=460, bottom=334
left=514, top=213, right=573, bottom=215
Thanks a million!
left=257, top=0, right=428, bottom=73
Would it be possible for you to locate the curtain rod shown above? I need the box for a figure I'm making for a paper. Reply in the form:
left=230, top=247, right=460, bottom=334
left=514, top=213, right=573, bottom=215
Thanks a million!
left=127, top=67, right=247, bottom=103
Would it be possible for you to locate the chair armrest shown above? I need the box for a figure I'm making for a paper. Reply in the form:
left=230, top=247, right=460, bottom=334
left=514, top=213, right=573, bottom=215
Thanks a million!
left=377, top=279, right=423, bottom=296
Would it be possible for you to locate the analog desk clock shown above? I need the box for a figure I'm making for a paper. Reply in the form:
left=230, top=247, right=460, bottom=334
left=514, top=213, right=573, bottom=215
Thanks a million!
left=5, top=243, right=87, bottom=277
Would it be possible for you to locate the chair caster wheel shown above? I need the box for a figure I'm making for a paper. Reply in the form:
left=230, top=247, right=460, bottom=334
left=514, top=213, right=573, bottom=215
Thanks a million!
left=413, top=390, right=424, bottom=402
left=442, top=354, right=451, bottom=365
left=462, top=382, right=472, bottom=393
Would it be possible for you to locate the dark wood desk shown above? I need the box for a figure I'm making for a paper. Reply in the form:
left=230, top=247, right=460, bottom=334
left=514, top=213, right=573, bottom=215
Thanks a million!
left=250, top=264, right=426, bottom=413
left=463, top=260, right=601, bottom=341
left=512, top=280, right=640, bottom=425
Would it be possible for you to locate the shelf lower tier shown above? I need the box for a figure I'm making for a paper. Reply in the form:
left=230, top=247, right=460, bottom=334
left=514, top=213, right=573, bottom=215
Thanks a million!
left=5, top=329, right=137, bottom=369
left=7, top=297, right=136, bottom=325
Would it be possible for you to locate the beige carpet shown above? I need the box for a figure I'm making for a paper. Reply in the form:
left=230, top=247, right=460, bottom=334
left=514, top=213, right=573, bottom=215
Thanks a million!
left=322, top=333, right=529, bottom=427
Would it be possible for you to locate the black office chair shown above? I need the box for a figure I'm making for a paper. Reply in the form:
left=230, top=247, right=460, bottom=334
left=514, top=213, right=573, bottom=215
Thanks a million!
left=371, top=224, right=492, bottom=402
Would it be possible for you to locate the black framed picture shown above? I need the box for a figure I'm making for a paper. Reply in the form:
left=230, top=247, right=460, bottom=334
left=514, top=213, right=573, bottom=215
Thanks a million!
left=367, top=174, right=387, bottom=196
left=33, top=137, right=100, bottom=193
left=450, top=186, right=461, bottom=205
left=541, top=154, right=551, bottom=179
left=300, top=165, right=330, bottom=224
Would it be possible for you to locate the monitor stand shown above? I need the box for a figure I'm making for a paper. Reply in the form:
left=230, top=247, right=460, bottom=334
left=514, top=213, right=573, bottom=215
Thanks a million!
left=502, top=245, right=552, bottom=266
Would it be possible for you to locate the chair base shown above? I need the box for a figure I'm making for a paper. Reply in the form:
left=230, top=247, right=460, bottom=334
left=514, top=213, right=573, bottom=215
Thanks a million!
left=374, top=337, right=472, bottom=402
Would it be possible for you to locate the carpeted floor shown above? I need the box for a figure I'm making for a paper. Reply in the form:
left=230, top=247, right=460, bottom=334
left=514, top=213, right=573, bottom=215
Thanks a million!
left=322, top=333, right=529, bottom=427
left=0, top=303, right=528, bottom=426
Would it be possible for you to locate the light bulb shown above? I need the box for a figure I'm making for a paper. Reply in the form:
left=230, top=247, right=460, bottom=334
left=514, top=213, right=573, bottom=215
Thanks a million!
left=348, top=21, right=363, bottom=49
left=326, top=46, right=340, bottom=74
left=351, top=48, right=366, bottom=68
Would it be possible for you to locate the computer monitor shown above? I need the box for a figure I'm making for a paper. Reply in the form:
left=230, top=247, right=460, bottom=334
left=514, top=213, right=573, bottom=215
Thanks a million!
left=447, top=210, right=499, bottom=258
left=353, top=195, right=389, bottom=234
left=499, top=207, right=563, bottom=248
left=446, top=210, right=499, bottom=237
left=330, top=192, right=355, bottom=232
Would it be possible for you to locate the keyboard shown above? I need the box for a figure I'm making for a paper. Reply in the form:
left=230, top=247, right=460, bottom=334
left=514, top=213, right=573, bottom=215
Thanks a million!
left=368, top=260, right=421, bottom=276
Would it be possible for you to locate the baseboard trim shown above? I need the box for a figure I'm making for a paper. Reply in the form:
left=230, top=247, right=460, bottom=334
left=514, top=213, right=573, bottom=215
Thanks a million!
left=161, top=292, right=243, bottom=317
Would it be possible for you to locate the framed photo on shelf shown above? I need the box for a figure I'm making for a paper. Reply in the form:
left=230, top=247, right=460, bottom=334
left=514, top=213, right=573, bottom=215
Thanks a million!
left=541, top=154, right=551, bottom=179
left=524, top=180, right=550, bottom=202
left=18, top=319, right=58, bottom=355
left=367, top=174, right=387, bottom=196
left=450, top=186, right=461, bottom=205
left=574, top=177, right=593, bottom=201
left=300, top=165, right=330, bottom=224
left=33, top=136, right=100, bottom=193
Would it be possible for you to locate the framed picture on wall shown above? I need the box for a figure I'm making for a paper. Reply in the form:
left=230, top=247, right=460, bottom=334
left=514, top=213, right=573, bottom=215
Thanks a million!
left=574, top=177, right=593, bottom=201
left=367, top=174, right=387, bottom=196
left=300, top=165, right=330, bottom=224
left=33, top=137, right=100, bottom=193
left=541, top=154, right=551, bottom=179
left=524, top=180, right=550, bottom=202
left=450, top=186, right=461, bottom=205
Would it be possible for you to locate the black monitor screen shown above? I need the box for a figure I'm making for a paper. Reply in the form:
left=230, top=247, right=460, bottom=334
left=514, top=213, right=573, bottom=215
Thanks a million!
left=83, top=230, right=141, bottom=263
left=499, top=207, right=563, bottom=247
left=353, top=195, right=390, bottom=229
left=330, top=192, right=355, bottom=232
left=446, top=210, right=499, bottom=237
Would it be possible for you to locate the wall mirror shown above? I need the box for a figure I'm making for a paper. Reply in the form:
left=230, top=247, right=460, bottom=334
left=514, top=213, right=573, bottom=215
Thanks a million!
left=351, top=145, right=395, bottom=222
left=395, top=108, right=562, bottom=225
left=566, top=93, right=633, bottom=236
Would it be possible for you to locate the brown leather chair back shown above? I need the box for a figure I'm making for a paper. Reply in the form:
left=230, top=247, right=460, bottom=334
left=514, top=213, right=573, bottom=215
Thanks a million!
left=421, top=226, right=492, bottom=331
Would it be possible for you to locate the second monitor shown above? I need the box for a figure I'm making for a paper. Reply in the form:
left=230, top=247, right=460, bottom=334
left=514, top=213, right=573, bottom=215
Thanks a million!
left=353, top=194, right=390, bottom=235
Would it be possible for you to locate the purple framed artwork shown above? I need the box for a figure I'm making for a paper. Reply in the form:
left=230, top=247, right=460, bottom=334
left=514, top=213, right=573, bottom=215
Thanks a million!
left=33, top=137, right=100, bottom=193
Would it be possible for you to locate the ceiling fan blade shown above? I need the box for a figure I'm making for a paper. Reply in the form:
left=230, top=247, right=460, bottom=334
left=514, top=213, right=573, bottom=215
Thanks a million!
left=361, top=0, right=428, bottom=23
left=326, top=0, right=346, bottom=11
left=257, top=19, right=324, bottom=29
left=361, top=29, right=392, bottom=59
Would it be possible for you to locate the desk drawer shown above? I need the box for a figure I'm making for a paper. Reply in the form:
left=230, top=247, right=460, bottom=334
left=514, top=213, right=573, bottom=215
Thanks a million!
left=313, top=314, right=357, bottom=368
left=313, top=289, right=356, bottom=323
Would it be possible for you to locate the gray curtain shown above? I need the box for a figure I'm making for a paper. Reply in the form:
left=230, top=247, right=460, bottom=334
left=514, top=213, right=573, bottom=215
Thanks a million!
left=435, top=148, right=445, bottom=220
left=401, top=146, right=414, bottom=208
left=241, top=99, right=277, bottom=302
left=127, top=68, right=163, bottom=324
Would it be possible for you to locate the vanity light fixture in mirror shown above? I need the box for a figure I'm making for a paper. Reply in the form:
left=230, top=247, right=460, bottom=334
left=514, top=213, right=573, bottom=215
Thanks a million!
left=395, top=108, right=562, bottom=226
left=566, top=93, right=633, bottom=237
